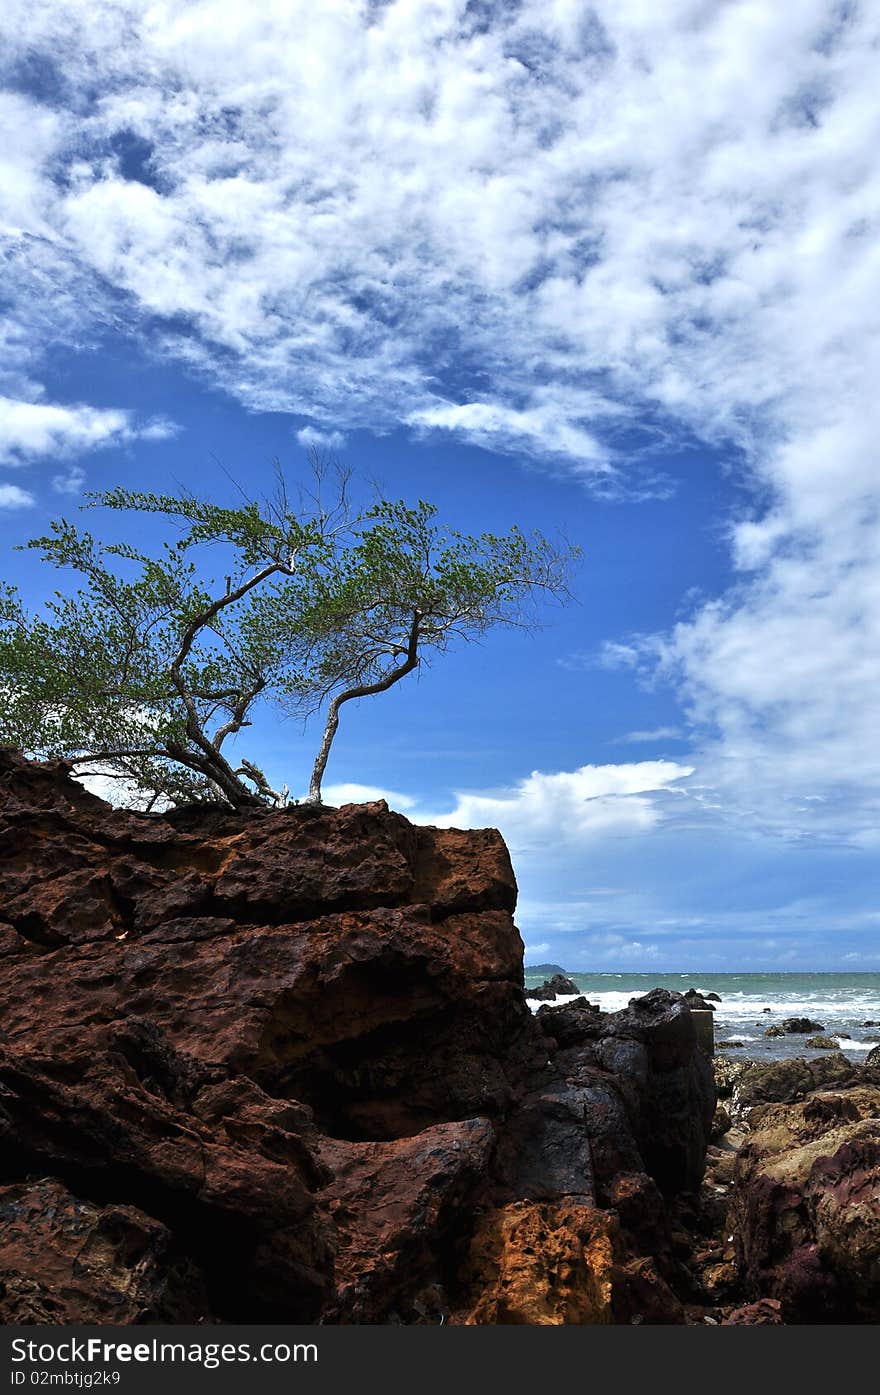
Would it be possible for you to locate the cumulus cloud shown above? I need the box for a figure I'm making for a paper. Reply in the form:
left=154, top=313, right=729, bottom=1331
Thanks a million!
left=0, top=482, right=35, bottom=509
left=0, top=394, right=177, bottom=470
left=1, top=0, right=879, bottom=848
left=416, top=760, right=694, bottom=849
left=321, top=780, right=416, bottom=810
left=295, top=425, right=346, bottom=451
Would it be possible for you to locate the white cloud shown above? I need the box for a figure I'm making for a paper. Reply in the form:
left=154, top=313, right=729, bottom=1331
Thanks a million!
left=321, top=780, right=416, bottom=811
left=295, top=425, right=346, bottom=451
left=408, top=398, right=611, bottom=472
left=614, top=726, right=683, bottom=744
left=0, top=394, right=176, bottom=468
left=51, top=464, right=86, bottom=495
left=0, top=482, right=35, bottom=509
left=416, top=760, right=694, bottom=848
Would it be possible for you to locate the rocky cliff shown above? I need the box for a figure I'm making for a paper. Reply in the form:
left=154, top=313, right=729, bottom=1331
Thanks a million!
left=0, top=749, right=718, bottom=1324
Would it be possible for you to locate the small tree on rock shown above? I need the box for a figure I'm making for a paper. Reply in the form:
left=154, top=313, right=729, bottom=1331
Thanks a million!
left=0, top=467, right=577, bottom=808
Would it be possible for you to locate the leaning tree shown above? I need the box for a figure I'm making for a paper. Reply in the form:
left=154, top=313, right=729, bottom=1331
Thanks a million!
left=0, top=465, right=577, bottom=807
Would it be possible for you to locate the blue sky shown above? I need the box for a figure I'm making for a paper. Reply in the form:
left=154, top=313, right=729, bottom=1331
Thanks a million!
left=2, top=1, right=879, bottom=970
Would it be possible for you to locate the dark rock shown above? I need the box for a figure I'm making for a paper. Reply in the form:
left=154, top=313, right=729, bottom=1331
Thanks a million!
left=806, top=1035, right=840, bottom=1049
left=779, top=1017, right=825, bottom=1034
left=535, top=997, right=602, bottom=1046
left=680, top=988, right=715, bottom=1011
left=525, top=973, right=579, bottom=1001
left=711, top=1105, right=732, bottom=1142
left=763, top=1025, right=786, bottom=1038
left=705, top=993, right=722, bottom=1003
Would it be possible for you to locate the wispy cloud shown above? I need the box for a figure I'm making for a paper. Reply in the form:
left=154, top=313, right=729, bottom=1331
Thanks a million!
left=51, top=464, right=86, bottom=495
left=613, top=726, right=684, bottom=744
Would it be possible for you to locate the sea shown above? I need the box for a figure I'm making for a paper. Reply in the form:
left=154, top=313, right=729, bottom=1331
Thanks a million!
left=523, top=971, right=880, bottom=1062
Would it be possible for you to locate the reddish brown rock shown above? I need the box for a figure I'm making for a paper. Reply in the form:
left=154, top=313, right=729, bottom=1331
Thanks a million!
left=0, top=752, right=717, bottom=1325
left=0, top=1178, right=210, bottom=1324
left=723, top=1298, right=784, bottom=1325
left=317, top=1117, right=495, bottom=1323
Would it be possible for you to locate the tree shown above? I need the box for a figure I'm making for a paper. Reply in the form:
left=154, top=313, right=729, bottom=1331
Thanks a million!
left=0, top=465, right=578, bottom=808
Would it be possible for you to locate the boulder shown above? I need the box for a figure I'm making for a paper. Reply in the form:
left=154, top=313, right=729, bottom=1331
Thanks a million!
left=779, top=1017, right=825, bottom=1034
left=525, top=973, right=579, bottom=1001
left=806, top=1035, right=841, bottom=1050
left=681, top=988, right=715, bottom=1011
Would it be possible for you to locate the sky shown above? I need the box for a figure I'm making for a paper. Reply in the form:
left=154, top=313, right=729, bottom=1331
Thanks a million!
left=1, top=0, right=879, bottom=970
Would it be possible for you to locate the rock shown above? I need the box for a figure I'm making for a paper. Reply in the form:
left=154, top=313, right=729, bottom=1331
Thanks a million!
left=723, top=1299, right=783, bottom=1325
left=586, top=989, right=716, bottom=1196
left=762, top=1008, right=772, bottom=1013
left=779, top=1017, right=825, bottom=1034
left=806, top=1035, right=840, bottom=1049
left=525, top=973, right=579, bottom=1001
left=705, top=993, right=722, bottom=1003
left=718, top=1040, right=745, bottom=1049
left=734, top=1054, right=857, bottom=1111
left=0, top=1179, right=211, bottom=1324
left=317, top=1117, right=495, bottom=1323
left=680, top=988, right=715, bottom=1011
left=0, top=752, right=716, bottom=1326
left=714, top=1057, right=752, bottom=1100
left=863, top=1034, right=880, bottom=1043
left=711, top=1105, right=732, bottom=1142
left=763, top=1025, right=786, bottom=1038
left=862, top=1021, right=878, bottom=1028
left=728, top=1085, right=880, bottom=1321
left=535, top=997, right=602, bottom=1046
left=454, top=1201, right=683, bottom=1325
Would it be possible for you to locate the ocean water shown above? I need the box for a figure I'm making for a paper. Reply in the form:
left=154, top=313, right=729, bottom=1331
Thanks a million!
left=523, top=972, right=880, bottom=1061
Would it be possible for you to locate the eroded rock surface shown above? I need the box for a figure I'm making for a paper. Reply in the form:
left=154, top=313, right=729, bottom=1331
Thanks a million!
left=0, top=751, right=715, bottom=1324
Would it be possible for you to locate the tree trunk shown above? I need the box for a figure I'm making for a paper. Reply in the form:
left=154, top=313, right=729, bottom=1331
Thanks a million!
left=307, top=615, right=421, bottom=803
left=309, top=697, right=342, bottom=802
